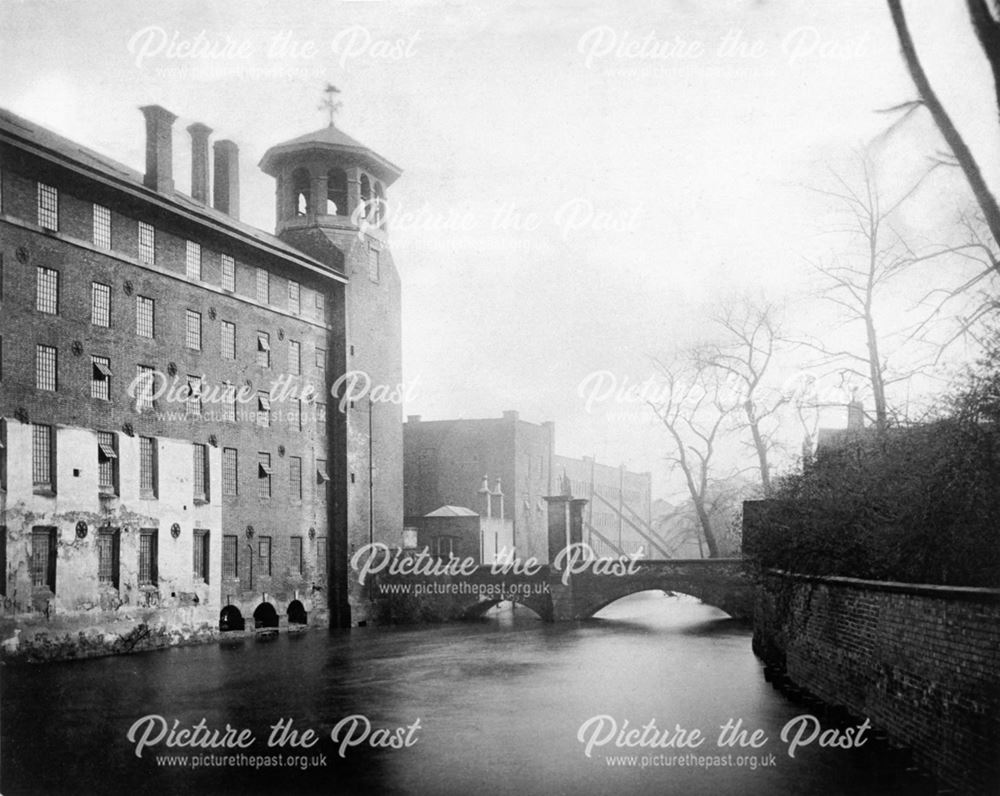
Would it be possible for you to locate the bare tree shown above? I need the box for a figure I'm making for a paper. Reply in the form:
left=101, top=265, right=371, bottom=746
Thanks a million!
left=646, top=357, right=738, bottom=557
left=695, top=298, right=786, bottom=494
left=904, top=209, right=1000, bottom=354
left=885, top=0, right=1000, bottom=256
left=801, top=158, right=937, bottom=432
left=653, top=479, right=747, bottom=558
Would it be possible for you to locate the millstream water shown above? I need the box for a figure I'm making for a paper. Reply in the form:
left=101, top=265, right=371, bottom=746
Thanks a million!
left=1, top=592, right=934, bottom=795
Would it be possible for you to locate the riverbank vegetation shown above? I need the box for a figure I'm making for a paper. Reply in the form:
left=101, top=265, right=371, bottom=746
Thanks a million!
left=744, top=326, right=1000, bottom=587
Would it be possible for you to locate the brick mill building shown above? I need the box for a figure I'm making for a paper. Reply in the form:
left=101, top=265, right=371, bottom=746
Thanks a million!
left=403, top=412, right=652, bottom=563
left=0, top=102, right=403, bottom=654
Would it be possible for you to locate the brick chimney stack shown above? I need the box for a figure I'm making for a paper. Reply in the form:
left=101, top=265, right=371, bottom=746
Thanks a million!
left=187, top=122, right=212, bottom=204
left=213, top=139, right=240, bottom=219
left=847, top=399, right=864, bottom=431
left=140, top=105, right=177, bottom=193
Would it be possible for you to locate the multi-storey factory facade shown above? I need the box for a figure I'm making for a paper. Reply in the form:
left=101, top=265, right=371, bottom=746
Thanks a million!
left=0, top=102, right=403, bottom=652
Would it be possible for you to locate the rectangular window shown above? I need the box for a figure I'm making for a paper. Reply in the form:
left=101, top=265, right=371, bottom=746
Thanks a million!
left=368, top=243, right=380, bottom=282
left=315, top=291, right=325, bottom=312
left=97, top=431, right=118, bottom=494
left=257, top=332, right=270, bottom=368
left=257, top=391, right=270, bottom=428
left=97, top=529, right=120, bottom=588
left=193, top=530, right=209, bottom=583
left=36, top=344, right=57, bottom=391
left=223, top=381, right=237, bottom=422
left=185, top=309, right=202, bottom=350
left=316, top=537, right=327, bottom=583
left=288, top=280, right=300, bottom=314
left=91, top=282, right=111, bottom=327
left=186, top=241, right=202, bottom=280
left=135, top=364, right=156, bottom=411
left=31, top=527, right=57, bottom=590
left=289, top=340, right=301, bottom=376
left=37, top=182, right=58, bottom=230
left=290, top=536, right=303, bottom=575
left=255, top=267, right=269, bottom=304
left=222, top=535, right=238, bottom=579
left=0, top=526, right=5, bottom=596
left=221, top=254, right=235, bottom=291
left=36, top=266, right=58, bottom=314
left=0, top=420, right=6, bottom=493
left=138, top=529, right=158, bottom=586
left=93, top=204, right=111, bottom=249
left=91, top=356, right=111, bottom=400
left=138, top=222, right=155, bottom=264
left=435, top=536, right=456, bottom=560
left=316, top=458, right=329, bottom=500
left=136, top=296, right=155, bottom=338
left=258, top=452, right=272, bottom=498
left=258, top=536, right=272, bottom=577
left=222, top=447, right=238, bottom=496
left=186, top=375, right=202, bottom=417
left=315, top=348, right=325, bottom=376
left=292, top=398, right=302, bottom=431
left=289, top=456, right=302, bottom=500
left=220, top=321, right=236, bottom=360
left=140, top=436, right=157, bottom=497
left=193, top=443, right=209, bottom=501
left=32, top=424, right=54, bottom=490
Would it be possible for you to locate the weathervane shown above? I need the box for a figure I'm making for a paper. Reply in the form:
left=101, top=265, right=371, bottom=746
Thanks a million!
left=319, top=84, right=342, bottom=127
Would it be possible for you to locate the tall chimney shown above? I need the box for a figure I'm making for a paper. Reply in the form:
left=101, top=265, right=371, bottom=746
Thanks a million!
left=478, top=475, right=491, bottom=518
left=847, top=399, right=864, bottom=431
left=187, top=122, right=212, bottom=204
left=213, top=139, right=240, bottom=219
left=493, top=477, right=504, bottom=520
left=140, top=105, right=177, bottom=193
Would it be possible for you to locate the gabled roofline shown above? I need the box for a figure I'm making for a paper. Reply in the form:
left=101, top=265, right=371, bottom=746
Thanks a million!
left=0, top=120, right=348, bottom=285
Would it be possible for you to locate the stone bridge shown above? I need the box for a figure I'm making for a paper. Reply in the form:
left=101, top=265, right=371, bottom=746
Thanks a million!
left=373, top=558, right=752, bottom=623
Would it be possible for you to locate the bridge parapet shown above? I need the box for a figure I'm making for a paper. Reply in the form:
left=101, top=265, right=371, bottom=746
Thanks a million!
left=370, top=558, right=752, bottom=623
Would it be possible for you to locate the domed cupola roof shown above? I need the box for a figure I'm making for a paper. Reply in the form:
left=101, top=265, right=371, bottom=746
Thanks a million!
left=259, top=124, right=402, bottom=186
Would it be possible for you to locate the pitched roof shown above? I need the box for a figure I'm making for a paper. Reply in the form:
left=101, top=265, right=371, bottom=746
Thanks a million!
left=425, top=505, right=479, bottom=517
left=0, top=106, right=344, bottom=281
left=273, top=124, right=373, bottom=152
left=259, top=123, right=402, bottom=185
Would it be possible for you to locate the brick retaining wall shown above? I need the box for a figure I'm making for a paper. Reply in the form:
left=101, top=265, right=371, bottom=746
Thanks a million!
left=754, top=571, right=1000, bottom=794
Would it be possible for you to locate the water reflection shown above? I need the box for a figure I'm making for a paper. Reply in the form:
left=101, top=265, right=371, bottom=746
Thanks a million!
left=2, top=592, right=908, bottom=795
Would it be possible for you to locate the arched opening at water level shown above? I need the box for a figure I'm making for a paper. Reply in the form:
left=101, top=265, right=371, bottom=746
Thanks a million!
left=287, top=600, right=307, bottom=625
left=219, top=605, right=245, bottom=632
left=253, top=602, right=279, bottom=629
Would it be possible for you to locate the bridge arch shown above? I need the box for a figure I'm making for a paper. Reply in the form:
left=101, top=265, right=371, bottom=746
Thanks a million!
left=461, top=598, right=547, bottom=622
left=568, top=561, right=752, bottom=620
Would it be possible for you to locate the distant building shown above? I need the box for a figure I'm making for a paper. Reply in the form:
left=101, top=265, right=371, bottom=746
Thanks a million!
left=814, top=398, right=868, bottom=455
left=552, top=455, right=652, bottom=557
left=403, top=411, right=554, bottom=561
left=402, top=412, right=652, bottom=561
left=0, top=98, right=403, bottom=652
left=405, top=493, right=514, bottom=565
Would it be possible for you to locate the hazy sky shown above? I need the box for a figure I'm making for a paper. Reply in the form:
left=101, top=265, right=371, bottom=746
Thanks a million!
left=1, top=0, right=994, bottom=498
